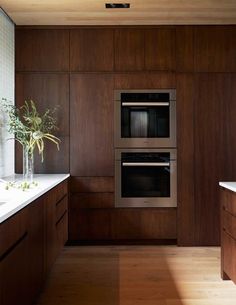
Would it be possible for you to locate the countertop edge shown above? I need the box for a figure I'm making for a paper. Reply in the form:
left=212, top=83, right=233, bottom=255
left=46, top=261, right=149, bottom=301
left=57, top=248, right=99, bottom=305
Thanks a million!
left=0, top=174, right=70, bottom=224
left=219, top=181, right=236, bottom=193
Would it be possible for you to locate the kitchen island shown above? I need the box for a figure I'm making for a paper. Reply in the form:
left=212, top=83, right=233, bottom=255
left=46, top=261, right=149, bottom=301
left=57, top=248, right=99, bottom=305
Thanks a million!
left=220, top=181, right=236, bottom=284
left=0, top=174, right=69, bottom=305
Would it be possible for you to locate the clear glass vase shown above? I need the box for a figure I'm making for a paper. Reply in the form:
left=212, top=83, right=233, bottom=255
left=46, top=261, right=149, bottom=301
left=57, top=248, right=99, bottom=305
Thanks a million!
left=23, top=146, right=34, bottom=182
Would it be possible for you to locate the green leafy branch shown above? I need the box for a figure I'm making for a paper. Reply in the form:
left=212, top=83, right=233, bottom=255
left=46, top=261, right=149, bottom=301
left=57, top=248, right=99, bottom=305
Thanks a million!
left=1, top=98, right=60, bottom=161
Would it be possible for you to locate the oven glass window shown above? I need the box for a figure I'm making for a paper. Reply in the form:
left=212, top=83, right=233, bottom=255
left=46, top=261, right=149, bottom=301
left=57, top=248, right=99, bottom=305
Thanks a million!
left=121, top=93, right=170, bottom=138
left=121, top=153, right=170, bottom=198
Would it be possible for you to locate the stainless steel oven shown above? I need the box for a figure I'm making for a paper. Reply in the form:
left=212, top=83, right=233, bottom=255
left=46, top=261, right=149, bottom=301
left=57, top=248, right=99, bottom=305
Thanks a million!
left=114, top=89, right=176, bottom=148
left=115, top=149, right=177, bottom=208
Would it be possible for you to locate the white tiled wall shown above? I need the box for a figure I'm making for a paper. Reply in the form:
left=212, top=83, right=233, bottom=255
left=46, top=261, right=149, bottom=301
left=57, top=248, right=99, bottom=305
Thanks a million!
left=0, top=9, right=15, bottom=177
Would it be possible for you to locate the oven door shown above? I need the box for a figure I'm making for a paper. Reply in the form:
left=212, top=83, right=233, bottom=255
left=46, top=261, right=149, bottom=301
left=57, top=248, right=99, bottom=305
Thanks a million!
left=114, top=90, right=176, bottom=148
left=115, top=149, right=177, bottom=208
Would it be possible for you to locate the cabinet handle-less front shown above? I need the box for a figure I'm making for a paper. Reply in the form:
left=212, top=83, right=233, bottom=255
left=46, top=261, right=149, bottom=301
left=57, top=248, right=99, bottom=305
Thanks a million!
left=121, top=102, right=170, bottom=106
left=122, top=162, right=170, bottom=167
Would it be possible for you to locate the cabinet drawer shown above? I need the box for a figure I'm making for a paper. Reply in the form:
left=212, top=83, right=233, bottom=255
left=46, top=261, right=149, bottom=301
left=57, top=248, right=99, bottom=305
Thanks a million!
left=222, top=231, right=236, bottom=284
left=221, top=188, right=236, bottom=216
left=0, top=208, right=28, bottom=257
left=56, top=210, right=68, bottom=248
left=56, top=196, right=68, bottom=223
left=223, top=210, right=236, bottom=239
left=51, top=180, right=68, bottom=205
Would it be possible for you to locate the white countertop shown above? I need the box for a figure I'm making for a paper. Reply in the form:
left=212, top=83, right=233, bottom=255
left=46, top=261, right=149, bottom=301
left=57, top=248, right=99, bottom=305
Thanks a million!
left=219, top=182, right=236, bottom=193
left=0, top=174, right=70, bottom=224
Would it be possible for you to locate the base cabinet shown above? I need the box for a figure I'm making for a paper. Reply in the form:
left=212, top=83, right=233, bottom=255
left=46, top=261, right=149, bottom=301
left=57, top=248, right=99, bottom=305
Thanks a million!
left=0, top=179, right=68, bottom=305
left=221, top=187, right=236, bottom=284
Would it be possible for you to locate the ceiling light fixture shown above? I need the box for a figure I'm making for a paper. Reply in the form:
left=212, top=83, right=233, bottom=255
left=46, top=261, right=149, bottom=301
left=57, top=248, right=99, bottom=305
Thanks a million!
left=105, top=3, right=130, bottom=9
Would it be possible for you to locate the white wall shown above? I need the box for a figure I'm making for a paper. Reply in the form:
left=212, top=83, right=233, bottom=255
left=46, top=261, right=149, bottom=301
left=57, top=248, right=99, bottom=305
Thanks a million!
left=0, top=9, right=15, bottom=178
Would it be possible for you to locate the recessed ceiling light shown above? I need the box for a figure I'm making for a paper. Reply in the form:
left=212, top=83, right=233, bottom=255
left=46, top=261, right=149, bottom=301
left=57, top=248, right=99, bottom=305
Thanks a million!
left=105, top=3, right=130, bottom=9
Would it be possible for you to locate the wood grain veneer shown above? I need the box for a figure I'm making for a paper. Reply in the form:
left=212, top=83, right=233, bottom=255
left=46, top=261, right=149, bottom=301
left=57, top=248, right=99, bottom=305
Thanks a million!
left=16, top=29, right=69, bottom=71
left=70, top=73, right=114, bottom=176
left=70, top=29, right=114, bottom=71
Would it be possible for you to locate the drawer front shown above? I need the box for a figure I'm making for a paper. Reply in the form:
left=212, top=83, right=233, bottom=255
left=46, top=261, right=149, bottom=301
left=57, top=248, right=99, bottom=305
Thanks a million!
left=56, top=210, right=68, bottom=248
left=222, top=231, right=236, bottom=283
left=56, top=196, right=68, bottom=223
left=221, top=188, right=236, bottom=216
left=0, top=208, right=28, bottom=257
left=223, top=210, right=236, bottom=239
left=71, top=193, right=114, bottom=209
left=70, top=177, right=114, bottom=193
left=52, top=180, right=68, bottom=204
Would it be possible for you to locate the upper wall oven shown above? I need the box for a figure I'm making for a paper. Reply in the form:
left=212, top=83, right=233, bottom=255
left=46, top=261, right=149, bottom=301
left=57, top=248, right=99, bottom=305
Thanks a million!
left=114, top=89, right=176, bottom=148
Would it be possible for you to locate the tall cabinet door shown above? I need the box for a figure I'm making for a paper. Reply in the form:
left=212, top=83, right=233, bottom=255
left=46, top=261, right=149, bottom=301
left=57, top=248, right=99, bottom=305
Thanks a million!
left=194, top=74, right=230, bottom=245
left=15, top=73, right=69, bottom=174
left=176, top=74, right=195, bottom=246
left=70, top=74, right=114, bottom=176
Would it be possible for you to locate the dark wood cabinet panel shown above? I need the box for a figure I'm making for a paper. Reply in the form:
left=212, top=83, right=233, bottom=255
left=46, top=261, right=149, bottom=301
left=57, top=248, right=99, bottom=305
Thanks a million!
left=70, top=74, right=114, bottom=176
left=71, top=193, right=114, bottom=209
left=69, top=206, right=176, bottom=241
left=194, top=74, right=227, bottom=245
left=0, top=208, right=28, bottom=258
left=221, top=188, right=236, bottom=283
left=70, top=29, right=114, bottom=71
left=0, top=208, right=30, bottom=305
left=222, top=231, right=236, bottom=284
left=176, top=26, right=194, bottom=72
left=69, top=209, right=111, bottom=241
left=70, top=177, right=114, bottom=193
left=44, top=181, right=68, bottom=275
left=224, top=75, right=236, bottom=181
left=15, top=73, right=70, bottom=174
left=16, top=29, right=69, bottom=71
left=115, top=72, right=176, bottom=89
left=176, top=74, right=195, bottom=245
left=15, top=73, right=69, bottom=136
left=222, top=187, right=236, bottom=217
left=115, top=29, right=144, bottom=71
left=1, top=233, right=30, bottom=305
left=28, top=198, right=44, bottom=303
left=194, top=26, right=236, bottom=72
left=145, top=28, right=176, bottom=71
left=111, top=208, right=177, bottom=240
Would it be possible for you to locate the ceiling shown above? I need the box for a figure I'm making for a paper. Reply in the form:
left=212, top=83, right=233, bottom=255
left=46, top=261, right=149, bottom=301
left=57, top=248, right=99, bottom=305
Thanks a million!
left=1, top=0, right=236, bottom=26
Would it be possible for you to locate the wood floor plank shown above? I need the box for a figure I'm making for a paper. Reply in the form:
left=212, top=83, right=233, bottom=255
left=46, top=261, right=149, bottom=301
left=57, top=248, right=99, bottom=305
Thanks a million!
left=35, top=246, right=236, bottom=305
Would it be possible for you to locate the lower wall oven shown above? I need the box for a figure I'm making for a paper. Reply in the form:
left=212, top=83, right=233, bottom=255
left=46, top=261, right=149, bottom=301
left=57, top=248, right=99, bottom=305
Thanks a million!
left=115, top=149, right=177, bottom=207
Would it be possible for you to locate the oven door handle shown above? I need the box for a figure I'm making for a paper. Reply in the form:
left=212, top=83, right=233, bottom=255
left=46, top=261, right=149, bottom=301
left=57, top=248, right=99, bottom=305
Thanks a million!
left=122, top=162, right=170, bottom=167
left=121, top=102, right=169, bottom=106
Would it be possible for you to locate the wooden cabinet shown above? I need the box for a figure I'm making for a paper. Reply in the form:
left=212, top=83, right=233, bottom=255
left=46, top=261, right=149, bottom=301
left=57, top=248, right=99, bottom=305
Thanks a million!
left=15, top=73, right=70, bottom=174
left=0, top=209, right=29, bottom=305
left=70, top=74, right=114, bottom=176
left=176, top=74, right=195, bottom=245
left=69, top=200, right=177, bottom=242
left=0, top=179, right=68, bottom=305
left=194, top=74, right=228, bottom=245
left=115, top=29, right=144, bottom=71
left=221, top=187, right=236, bottom=283
left=176, top=26, right=194, bottom=72
left=194, top=26, right=236, bottom=72
left=114, top=72, right=176, bottom=89
left=44, top=180, right=68, bottom=275
left=114, top=28, right=176, bottom=72
left=70, top=29, right=114, bottom=71
left=145, top=28, right=176, bottom=71
left=16, top=29, right=69, bottom=71
left=28, top=198, right=44, bottom=302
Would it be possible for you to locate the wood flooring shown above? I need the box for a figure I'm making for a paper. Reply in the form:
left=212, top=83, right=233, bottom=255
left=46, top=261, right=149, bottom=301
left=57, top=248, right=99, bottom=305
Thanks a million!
left=35, top=246, right=236, bottom=305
